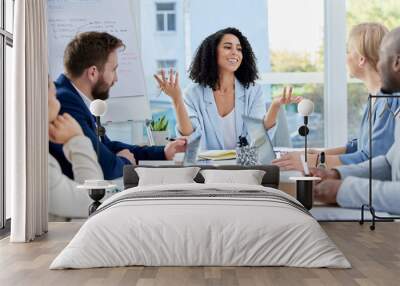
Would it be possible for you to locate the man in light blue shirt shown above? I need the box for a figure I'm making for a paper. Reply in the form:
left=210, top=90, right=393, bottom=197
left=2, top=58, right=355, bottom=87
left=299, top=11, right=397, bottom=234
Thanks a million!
left=311, top=26, right=400, bottom=214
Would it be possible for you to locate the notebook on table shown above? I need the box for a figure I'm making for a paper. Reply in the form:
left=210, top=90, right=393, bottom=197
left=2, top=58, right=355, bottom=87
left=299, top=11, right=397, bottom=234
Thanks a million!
left=198, top=150, right=236, bottom=161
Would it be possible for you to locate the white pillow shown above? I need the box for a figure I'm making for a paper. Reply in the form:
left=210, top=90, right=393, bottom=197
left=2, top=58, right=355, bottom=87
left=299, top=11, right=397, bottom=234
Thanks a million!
left=136, top=167, right=201, bottom=186
left=200, top=169, right=266, bottom=185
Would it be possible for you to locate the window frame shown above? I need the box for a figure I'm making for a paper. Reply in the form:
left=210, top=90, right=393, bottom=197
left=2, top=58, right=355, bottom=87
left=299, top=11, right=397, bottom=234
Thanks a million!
left=155, top=2, right=176, bottom=32
left=324, top=0, right=347, bottom=148
left=0, top=0, right=13, bottom=231
left=157, top=59, right=177, bottom=70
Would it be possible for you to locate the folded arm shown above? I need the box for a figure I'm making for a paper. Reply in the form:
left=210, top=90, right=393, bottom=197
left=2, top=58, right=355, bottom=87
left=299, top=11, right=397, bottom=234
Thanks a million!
left=62, top=135, right=104, bottom=184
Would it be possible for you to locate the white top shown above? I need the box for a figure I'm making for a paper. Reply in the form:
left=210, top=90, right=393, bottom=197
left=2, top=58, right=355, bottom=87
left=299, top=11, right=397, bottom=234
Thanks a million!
left=220, top=109, right=237, bottom=149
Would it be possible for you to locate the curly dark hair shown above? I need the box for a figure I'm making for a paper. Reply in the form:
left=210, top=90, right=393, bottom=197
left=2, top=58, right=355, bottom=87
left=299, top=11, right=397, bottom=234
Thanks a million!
left=189, top=27, right=258, bottom=90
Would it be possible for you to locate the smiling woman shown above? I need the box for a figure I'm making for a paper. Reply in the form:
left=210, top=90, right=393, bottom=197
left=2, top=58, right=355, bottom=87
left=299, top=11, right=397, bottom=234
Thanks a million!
left=154, top=27, right=301, bottom=151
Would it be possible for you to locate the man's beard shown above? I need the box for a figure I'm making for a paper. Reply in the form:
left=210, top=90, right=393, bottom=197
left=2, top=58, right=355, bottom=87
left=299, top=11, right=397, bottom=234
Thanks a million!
left=92, top=76, right=111, bottom=100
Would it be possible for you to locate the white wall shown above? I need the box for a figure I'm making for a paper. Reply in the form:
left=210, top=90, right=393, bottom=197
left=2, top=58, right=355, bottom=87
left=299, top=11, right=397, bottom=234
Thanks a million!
left=189, top=0, right=270, bottom=74
left=140, top=0, right=185, bottom=102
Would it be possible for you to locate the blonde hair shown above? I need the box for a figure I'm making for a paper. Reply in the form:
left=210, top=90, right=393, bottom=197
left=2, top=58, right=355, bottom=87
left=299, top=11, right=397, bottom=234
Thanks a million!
left=348, top=23, right=389, bottom=71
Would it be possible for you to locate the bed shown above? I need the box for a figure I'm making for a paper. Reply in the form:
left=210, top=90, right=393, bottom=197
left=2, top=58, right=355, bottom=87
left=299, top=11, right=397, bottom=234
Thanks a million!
left=50, top=165, right=350, bottom=269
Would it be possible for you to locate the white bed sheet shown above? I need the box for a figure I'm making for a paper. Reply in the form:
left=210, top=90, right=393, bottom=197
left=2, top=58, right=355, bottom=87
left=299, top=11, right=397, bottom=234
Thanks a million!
left=50, top=183, right=350, bottom=269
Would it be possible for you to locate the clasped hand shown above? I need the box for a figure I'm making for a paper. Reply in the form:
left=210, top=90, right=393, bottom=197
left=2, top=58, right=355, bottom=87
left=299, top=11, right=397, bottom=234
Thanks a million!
left=309, top=168, right=342, bottom=204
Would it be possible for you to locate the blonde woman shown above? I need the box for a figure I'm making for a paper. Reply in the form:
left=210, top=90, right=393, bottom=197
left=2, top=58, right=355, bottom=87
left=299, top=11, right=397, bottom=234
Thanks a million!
left=274, top=23, right=400, bottom=171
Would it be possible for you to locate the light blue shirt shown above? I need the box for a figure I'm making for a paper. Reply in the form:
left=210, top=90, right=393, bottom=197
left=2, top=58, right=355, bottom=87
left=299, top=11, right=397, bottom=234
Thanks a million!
left=178, top=79, right=270, bottom=150
left=336, top=116, right=400, bottom=214
left=340, top=91, right=400, bottom=165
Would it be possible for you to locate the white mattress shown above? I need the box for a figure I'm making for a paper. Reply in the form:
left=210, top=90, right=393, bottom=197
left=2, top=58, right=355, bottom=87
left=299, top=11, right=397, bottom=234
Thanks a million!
left=50, top=183, right=350, bottom=269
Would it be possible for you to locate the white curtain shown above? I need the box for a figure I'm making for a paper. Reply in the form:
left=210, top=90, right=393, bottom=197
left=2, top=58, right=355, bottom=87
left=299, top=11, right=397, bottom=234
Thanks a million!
left=9, top=0, right=48, bottom=242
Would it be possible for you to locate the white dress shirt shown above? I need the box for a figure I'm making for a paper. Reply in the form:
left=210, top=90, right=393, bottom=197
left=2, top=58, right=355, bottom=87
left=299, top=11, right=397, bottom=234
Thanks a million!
left=71, top=82, right=92, bottom=109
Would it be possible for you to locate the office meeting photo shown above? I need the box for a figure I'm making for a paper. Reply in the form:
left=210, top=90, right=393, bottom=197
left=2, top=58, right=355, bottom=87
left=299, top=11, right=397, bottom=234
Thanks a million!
left=1, top=0, right=400, bottom=285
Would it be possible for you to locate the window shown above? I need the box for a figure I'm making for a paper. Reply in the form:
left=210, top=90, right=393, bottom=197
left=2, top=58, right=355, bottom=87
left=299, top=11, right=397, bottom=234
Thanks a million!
left=156, top=2, right=176, bottom=32
left=346, top=0, right=400, bottom=140
left=140, top=0, right=327, bottom=145
left=4, top=44, right=11, bottom=221
left=140, top=0, right=389, bottom=148
left=266, top=0, right=324, bottom=147
left=5, top=0, right=13, bottom=33
left=271, top=83, right=325, bottom=147
left=1, top=0, right=14, bottom=231
left=157, top=59, right=177, bottom=70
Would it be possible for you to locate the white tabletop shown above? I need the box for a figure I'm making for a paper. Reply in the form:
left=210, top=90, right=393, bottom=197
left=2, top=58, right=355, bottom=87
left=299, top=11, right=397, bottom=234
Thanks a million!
left=289, top=176, right=321, bottom=181
left=77, top=183, right=117, bottom=190
left=279, top=170, right=303, bottom=183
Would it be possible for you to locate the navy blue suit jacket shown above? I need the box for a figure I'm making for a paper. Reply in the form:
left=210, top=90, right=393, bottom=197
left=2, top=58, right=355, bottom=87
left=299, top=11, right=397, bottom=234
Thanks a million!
left=49, top=74, right=165, bottom=180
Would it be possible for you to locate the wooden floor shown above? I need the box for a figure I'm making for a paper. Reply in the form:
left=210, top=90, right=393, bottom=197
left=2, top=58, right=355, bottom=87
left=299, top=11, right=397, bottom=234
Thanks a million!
left=1, top=222, right=400, bottom=286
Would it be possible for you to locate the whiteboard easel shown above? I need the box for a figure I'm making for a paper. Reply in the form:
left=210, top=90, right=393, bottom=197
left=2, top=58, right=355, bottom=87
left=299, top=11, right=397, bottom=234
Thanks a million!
left=47, top=0, right=151, bottom=122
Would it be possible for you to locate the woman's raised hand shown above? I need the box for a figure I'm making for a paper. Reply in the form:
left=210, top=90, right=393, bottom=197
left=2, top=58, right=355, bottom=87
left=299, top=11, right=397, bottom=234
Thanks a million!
left=273, top=86, right=302, bottom=107
left=153, top=68, right=182, bottom=102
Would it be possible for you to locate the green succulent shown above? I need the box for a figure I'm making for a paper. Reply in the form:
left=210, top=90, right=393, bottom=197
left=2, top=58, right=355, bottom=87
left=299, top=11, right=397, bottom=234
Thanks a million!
left=150, top=115, right=169, bottom=131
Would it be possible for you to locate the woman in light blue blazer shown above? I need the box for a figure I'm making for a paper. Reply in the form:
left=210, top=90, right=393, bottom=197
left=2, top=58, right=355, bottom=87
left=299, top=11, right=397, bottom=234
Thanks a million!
left=274, top=23, right=400, bottom=171
left=154, top=27, right=300, bottom=150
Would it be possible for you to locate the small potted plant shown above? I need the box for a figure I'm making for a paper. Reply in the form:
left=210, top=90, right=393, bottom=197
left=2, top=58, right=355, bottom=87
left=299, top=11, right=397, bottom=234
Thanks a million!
left=150, top=115, right=169, bottom=145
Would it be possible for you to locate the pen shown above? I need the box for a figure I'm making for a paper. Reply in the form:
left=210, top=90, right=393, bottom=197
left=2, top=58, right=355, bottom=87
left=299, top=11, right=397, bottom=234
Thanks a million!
left=166, top=137, right=176, bottom=141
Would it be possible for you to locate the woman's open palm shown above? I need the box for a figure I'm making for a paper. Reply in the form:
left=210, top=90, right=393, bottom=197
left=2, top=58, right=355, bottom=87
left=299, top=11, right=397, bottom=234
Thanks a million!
left=153, top=69, right=182, bottom=101
left=274, top=86, right=302, bottom=106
